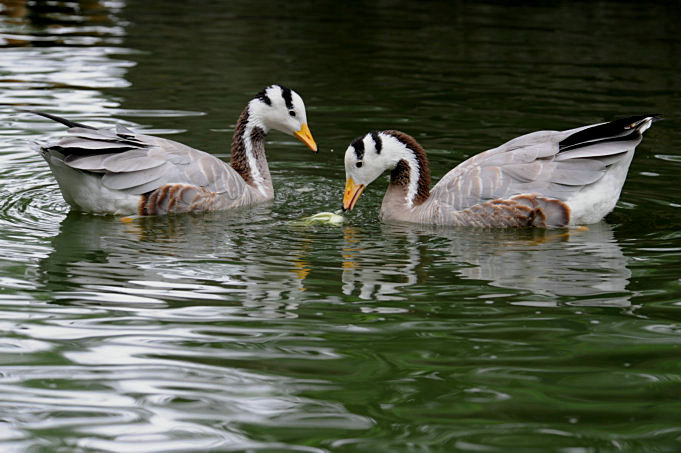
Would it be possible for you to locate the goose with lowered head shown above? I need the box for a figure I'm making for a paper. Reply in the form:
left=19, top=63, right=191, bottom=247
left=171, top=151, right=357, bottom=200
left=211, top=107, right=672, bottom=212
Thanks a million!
left=27, top=84, right=317, bottom=215
left=343, top=115, right=657, bottom=227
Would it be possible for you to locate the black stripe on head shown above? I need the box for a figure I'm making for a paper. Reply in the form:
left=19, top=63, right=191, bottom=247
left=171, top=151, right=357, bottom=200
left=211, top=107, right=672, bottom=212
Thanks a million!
left=280, top=86, right=294, bottom=110
left=255, top=88, right=272, bottom=106
left=370, top=131, right=382, bottom=154
left=351, top=135, right=365, bottom=160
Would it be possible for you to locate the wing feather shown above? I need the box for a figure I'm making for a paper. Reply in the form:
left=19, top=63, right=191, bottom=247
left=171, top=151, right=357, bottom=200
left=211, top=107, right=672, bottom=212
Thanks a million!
left=101, top=149, right=168, bottom=172
left=431, top=116, right=652, bottom=211
left=44, top=125, right=243, bottom=197
left=102, top=167, right=168, bottom=192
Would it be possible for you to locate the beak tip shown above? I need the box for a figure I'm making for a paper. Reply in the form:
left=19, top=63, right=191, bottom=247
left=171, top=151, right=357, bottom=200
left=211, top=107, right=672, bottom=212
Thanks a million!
left=294, top=124, right=317, bottom=153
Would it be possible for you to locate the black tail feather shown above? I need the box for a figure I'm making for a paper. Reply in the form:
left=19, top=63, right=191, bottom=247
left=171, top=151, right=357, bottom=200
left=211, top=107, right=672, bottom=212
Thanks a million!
left=559, top=114, right=660, bottom=152
left=19, top=109, right=96, bottom=130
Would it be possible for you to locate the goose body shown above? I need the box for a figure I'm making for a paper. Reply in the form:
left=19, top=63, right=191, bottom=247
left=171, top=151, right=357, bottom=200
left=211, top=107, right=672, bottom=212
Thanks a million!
left=29, top=84, right=317, bottom=215
left=343, top=115, right=657, bottom=227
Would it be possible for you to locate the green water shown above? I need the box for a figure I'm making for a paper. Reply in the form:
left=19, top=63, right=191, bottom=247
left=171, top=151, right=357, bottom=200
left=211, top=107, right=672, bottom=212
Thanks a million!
left=1, top=1, right=681, bottom=452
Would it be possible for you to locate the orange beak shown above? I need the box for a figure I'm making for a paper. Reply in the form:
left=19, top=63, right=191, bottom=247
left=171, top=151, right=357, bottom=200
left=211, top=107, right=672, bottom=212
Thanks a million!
left=343, top=177, right=365, bottom=211
left=293, top=123, right=318, bottom=153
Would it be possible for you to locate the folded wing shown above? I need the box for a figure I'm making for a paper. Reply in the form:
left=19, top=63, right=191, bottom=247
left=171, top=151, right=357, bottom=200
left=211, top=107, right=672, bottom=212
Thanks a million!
left=431, top=115, right=656, bottom=216
left=42, top=123, right=247, bottom=200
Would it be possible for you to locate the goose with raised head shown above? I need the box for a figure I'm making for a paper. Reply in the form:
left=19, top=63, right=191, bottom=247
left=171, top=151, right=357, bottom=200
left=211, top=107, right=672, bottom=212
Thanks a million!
left=343, top=115, right=657, bottom=227
left=27, top=84, right=317, bottom=215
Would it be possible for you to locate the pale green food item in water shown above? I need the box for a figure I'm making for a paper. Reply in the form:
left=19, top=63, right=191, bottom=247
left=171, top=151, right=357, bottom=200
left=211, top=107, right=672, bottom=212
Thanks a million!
left=296, top=211, right=344, bottom=225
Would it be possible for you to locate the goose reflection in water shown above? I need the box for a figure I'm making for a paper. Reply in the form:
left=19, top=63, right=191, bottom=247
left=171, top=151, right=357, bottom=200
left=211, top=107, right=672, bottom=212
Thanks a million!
left=340, top=222, right=632, bottom=308
left=38, top=209, right=631, bottom=311
left=341, top=226, right=423, bottom=302
left=36, top=209, right=310, bottom=309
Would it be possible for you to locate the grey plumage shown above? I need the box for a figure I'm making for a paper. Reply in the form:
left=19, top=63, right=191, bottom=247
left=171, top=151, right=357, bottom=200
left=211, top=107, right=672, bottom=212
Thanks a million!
left=45, top=127, right=239, bottom=196
left=24, top=85, right=317, bottom=215
left=430, top=116, right=654, bottom=214
left=344, top=115, right=658, bottom=227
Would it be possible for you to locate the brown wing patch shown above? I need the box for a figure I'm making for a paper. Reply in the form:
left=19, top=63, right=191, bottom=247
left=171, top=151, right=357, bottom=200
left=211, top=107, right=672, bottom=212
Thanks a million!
left=139, top=184, right=216, bottom=215
left=460, top=195, right=570, bottom=228
left=510, top=194, right=571, bottom=227
left=464, top=199, right=536, bottom=227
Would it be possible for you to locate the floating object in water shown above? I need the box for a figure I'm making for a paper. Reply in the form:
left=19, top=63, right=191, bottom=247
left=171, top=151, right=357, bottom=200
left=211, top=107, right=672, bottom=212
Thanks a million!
left=295, top=211, right=344, bottom=226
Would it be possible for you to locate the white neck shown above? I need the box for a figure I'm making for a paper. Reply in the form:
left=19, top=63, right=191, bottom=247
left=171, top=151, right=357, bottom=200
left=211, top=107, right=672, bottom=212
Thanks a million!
left=383, top=134, right=423, bottom=208
left=245, top=102, right=270, bottom=196
left=403, top=153, right=421, bottom=208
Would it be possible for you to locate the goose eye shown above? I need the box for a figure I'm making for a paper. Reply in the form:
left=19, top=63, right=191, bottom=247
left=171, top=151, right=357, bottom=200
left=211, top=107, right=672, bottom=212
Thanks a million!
left=355, top=161, right=363, bottom=168
left=289, top=110, right=296, bottom=117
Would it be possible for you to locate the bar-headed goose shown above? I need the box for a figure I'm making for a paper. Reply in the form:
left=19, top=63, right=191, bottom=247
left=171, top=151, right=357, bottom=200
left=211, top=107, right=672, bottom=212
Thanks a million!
left=27, top=84, right=317, bottom=215
left=343, top=115, right=657, bottom=227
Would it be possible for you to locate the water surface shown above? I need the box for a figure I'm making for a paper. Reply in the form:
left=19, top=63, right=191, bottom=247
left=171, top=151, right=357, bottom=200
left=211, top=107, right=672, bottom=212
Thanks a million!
left=1, top=1, right=681, bottom=452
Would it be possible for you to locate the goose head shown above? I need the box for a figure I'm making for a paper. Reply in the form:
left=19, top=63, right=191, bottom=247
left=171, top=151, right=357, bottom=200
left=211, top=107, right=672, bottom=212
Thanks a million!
left=343, top=130, right=430, bottom=211
left=249, top=84, right=317, bottom=152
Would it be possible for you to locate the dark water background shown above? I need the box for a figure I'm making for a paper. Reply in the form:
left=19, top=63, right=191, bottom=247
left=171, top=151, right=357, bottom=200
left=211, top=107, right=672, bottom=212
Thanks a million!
left=1, top=1, right=681, bottom=451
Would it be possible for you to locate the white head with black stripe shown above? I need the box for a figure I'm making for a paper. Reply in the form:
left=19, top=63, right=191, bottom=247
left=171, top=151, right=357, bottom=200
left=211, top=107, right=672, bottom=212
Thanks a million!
left=343, top=130, right=429, bottom=211
left=249, top=84, right=317, bottom=152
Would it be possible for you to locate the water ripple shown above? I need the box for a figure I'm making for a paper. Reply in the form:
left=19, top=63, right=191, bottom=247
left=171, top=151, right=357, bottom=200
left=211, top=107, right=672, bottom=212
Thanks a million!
left=2, top=0, right=681, bottom=451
